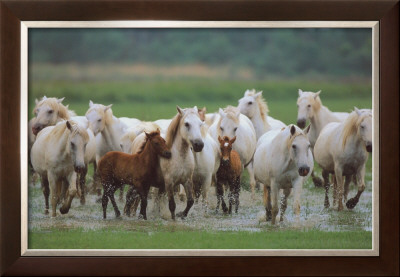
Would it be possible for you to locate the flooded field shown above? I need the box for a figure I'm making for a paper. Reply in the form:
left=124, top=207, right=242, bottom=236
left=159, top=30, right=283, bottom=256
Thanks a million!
left=28, top=171, right=373, bottom=248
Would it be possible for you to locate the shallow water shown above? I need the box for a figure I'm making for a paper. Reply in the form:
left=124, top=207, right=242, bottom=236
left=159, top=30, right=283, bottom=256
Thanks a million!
left=28, top=178, right=373, bottom=233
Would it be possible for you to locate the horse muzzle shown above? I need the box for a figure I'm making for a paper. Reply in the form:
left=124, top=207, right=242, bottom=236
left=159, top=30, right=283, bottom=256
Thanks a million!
left=221, top=158, right=230, bottom=166
left=366, top=143, right=372, bottom=153
left=296, top=119, right=306, bottom=129
left=32, top=124, right=44, bottom=136
left=298, top=166, right=310, bottom=177
left=74, top=165, right=86, bottom=174
left=192, top=140, right=204, bottom=152
left=163, top=151, right=172, bottom=159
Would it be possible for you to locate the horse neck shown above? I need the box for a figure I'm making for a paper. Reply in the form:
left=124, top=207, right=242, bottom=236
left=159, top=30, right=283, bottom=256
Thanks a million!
left=252, top=109, right=270, bottom=138
left=310, top=106, right=335, bottom=135
left=273, top=131, right=294, bottom=171
left=171, top=130, right=190, bottom=158
left=101, top=116, right=125, bottom=150
left=53, top=129, right=71, bottom=160
left=136, top=141, right=159, bottom=169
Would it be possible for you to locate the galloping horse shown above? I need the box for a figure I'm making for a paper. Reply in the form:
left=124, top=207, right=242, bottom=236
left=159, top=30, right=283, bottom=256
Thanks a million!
left=98, top=130, right=171, bottom=219
left=160, top=106, right=204, bottom=220
left=238, top=89, right=285, bottom=139
left=314, top=108, right=372, bottom=211
left=296, top=89, right=348, bottom=187
left=31, top=121, right=89, bottom=217
left=216, top=136, right=243, bottom=214
left=254, top=125, right=313, bottom=224
left=208, top=106, right=257, bottom=197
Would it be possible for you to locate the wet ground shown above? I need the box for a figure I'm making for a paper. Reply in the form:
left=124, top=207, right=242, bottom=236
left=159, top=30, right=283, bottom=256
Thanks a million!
left=28, top=174, right=373, bottom=233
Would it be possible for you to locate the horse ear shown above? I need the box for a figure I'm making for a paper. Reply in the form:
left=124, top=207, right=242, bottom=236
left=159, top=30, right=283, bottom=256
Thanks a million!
left=231, top=136, right=237, bottom=144
left=57, top=97, right=65, bottom=103
left=66, top=121, right=72, bottom=130
left=354, top=107, right=361, bottom=116
left=218, top=108, right=225, bottom=117
left=218, top=136, right=223, bottom=144
left=255, top=91, right=263, bottom=98
left=43, top=95, right=47, bottom=100
left=35, top=98, right=39, bottom=105
left=298, top=89, right=303, bottom=96
left=290, top=125, right=296, bottom=136
left=235, top=109, right=241, bottom=119
left=314, top=90, right=321, bottom=99
left=304, top=124, right=311, bottom=135
left=89, top=100, right=94, bottom=107
left=145, top=132, right=150, bottom=139
left=104, top=104, right=112, bottom=112
left=176, top=106, right=183, bottom=115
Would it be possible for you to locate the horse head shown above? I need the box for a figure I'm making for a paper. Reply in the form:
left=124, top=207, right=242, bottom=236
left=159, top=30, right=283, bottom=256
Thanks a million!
left=66, top=120, right=89, bottom=173
left=355, top=108, right=372, bottom=153
left=218, top=135, right=236, bottom=166
left=288, top=125, right=313, bottom=177
left=218, top=106, right=241, bottom=139
left=85, top=100, right=112, bottom=135
left=177, top=106, right=204, bottom=152
left=238, top=89, right=263, bottom=119
left=145, top=130, right=171, bottom=159
left=296, top=89, right=321, bottom=128
left=32, top=96, right=68, bottom=135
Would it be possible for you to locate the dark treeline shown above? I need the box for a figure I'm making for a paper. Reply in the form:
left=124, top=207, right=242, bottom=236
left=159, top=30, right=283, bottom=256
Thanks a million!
left=29, top=28, right=371, bottom=78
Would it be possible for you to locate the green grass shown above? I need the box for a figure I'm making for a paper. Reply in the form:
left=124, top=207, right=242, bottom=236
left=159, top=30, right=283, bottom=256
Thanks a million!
left=29, top=229, right=372, bottom=249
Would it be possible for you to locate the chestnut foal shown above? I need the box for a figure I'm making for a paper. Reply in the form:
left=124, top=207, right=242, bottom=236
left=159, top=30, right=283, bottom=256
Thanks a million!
left=98, top=130, right=171, bottom=219
left=216, top=136, right=243, bottom=214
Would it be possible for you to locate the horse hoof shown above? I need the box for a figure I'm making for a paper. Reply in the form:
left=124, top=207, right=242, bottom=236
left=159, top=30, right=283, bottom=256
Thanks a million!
left=44, top=209, right=49, bottom=215
left=176, top=211, right=186, bottom=219
left=115, top=212, right=121, bottom=218
left=346, top=198, right=358, bottom=209
left=59, top=207, right=69, bottom=214
left=80, top=198, right=85, bottom=206
left=313, top=177, right=324, bottom=188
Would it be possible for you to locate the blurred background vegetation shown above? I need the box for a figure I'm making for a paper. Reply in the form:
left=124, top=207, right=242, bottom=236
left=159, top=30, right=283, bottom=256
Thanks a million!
left=28, top=28, right=372, bottom=123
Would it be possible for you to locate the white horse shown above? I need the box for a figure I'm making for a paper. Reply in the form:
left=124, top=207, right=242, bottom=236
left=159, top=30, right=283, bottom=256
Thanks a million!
left=32, top=97, right=96, bottom=203
left=238, top=89, right=286, bottom=139
left=85, top=100, right=130, bottom=196
left=254, top=125, right=313, bottom=224
left=296, top=89, right=349, bottom=187
left=160, top=106, right=205, bottom=220
left=208, top=106, right=257, bottom=197
left=31, top=120, right=89, bottom=217
left=314, top=108, right=372, bottom=211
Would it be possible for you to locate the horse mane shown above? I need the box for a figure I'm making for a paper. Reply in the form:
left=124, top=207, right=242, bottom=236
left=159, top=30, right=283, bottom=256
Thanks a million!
left=286, top=125, right=305, bottom=149
left=342, top=111, right=371, bottom=148
left=245, top=89, right=269, bottom=121
left=51, top=120, right=89, bottom=142
left=137, top=131, right=162, bottom=154
left=165, top=113, right=182, bottom=149
left=223, top=106, right=240, bottom=123
left=35, top=97, right=75, bottom=120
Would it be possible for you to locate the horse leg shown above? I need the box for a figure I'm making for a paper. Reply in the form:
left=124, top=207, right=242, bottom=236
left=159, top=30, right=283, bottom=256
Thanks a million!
left=311, top=169, right=324, bottom=188
left=270, top=180, right=279, bottom=225
left=346, top=166, right=366, bottom=209
left=200, top=175, right=211, bottom=214
left=246, top=161, right=257, bottom=200
left=41, top=174, right=50, bottom=215
left=292, top=178, right=303, bottom=223
left=102, top=192, right=109, bottom=219
left=118, top=184, right=124, bottom=202
left=79, top=165, right=88, bottom=205
left=334, top=166, right=344, bottom=211
left=263, top=183, right=272, bottom=221
left=124, top=186, right=136, bottom=217
left=280, top=188, right=291, bottom=222
left=176, top=180, right=194, bottom=219
left=322, top=170, right=331, bottom=208
left=108, top=186, right=121, bottom=218
left=343, top=175, right=351, bottom=203
left=332, top=174, right=337, bottom=207
left=47, top=173, right=59, bottom=217
left=138, top=187, right=149, bottom=220
left=167, top=184, right=176, bottom=220
left=60, top=173, right=77, bottom=215
left=228, top=187, right=233, bottom=215
left=215, top=180, right=223, bottom=213
left=234, top=176, right=241, bottom=214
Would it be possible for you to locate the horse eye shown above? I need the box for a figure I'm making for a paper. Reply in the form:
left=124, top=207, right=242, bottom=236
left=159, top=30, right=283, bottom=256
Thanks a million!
left=234, top=127, right=238, bottom=132
left=185, top=122, right=190, bottom=128
left=292, top=145, right=296, bottom=149
left=307, top=105, right=311, bottom=108
left=248, top=101, right=253, bottom=105
left=70, top=142, right=75, bottom=147
left=98, top=119, right=101, bottom=122
left=361, top=125, right=365, bottom=129
left=48, top=110, right=53, bottom=114
left=220, top=126, right=224, bottom=131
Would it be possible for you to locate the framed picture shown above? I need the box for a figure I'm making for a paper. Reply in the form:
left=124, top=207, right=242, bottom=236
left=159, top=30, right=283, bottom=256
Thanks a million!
left=1, top=0, right=398, bottom=276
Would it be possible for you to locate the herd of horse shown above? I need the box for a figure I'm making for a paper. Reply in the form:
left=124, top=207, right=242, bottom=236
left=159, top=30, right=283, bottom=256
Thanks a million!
left=29, top=89, right=372, bottom=224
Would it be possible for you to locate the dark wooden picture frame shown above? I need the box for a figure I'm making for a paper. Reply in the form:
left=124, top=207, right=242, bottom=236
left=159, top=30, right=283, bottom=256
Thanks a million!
left=1, top=0, right=398, bottom=275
